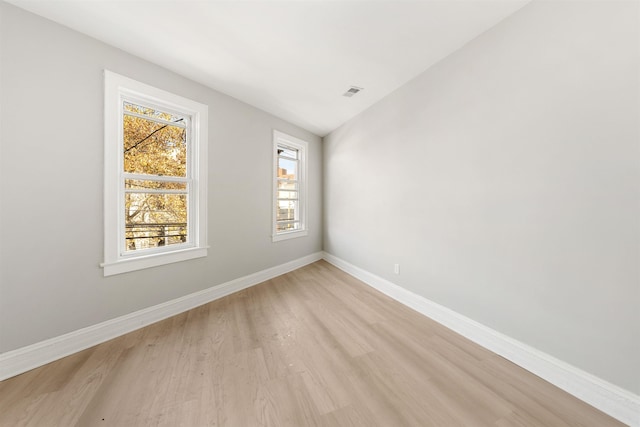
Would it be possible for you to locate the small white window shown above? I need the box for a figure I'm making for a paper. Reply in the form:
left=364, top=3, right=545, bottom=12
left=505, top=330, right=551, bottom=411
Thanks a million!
left=102, top=71, right=208, bottom=276
left=273, top=130, right=308, bottom=242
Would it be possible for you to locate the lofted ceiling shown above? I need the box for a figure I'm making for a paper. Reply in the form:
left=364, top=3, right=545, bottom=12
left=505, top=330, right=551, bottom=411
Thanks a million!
left=7, top=0, right=530, bottom=136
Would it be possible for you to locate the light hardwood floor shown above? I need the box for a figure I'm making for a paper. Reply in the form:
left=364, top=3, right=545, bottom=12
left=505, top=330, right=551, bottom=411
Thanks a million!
left=0, top=261, right=626, bottom=426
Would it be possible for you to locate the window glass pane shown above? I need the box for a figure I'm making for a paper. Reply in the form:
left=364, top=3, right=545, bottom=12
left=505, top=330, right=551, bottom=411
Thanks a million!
left=125, top=193, right=187, bottom=251
left=123, top=114, right=186, bottom=177
left=277, top=158, right=297, bottom=180
left=277, top=222, right=301, bottom=232
left=125, top=179, right=187, bottom=191
left=277, top=180, right=298, bottom=190
left=278, top=190, right=298, bottom=200
left=277, top=200, right=297, bottom=221
left=277, top=146, right=297, bottom=159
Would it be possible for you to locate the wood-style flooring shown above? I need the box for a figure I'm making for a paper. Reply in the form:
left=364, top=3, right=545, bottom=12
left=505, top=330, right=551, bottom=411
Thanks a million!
left=0, top=261, right=626, bottom=426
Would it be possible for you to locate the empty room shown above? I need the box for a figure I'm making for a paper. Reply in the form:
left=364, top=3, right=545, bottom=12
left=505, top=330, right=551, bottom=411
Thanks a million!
left=0, top=0, right=638, bottom=426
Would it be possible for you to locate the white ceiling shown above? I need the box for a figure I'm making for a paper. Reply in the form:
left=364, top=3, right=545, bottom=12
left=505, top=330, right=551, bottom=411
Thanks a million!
left=7, top=0, right=530, bottom=136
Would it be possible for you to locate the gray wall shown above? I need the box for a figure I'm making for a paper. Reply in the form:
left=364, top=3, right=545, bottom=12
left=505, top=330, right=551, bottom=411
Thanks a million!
left=324, top=1, right=639, bottom=394
left=0, top=2, right=322, bottom=353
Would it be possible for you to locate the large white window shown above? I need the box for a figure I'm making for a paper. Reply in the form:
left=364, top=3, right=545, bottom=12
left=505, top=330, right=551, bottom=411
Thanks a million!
left=103, top=71, right=208, bottom=276
left=273, top=130, right=308, bottom=242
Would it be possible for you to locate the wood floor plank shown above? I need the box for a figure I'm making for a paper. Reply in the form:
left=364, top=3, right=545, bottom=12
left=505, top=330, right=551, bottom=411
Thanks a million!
left=0, top=261, right=626, bottom=426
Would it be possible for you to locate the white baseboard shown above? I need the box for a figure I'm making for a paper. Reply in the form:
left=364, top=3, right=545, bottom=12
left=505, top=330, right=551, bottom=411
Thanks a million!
left=322, top=252, right=640, bottom=427
left=0, top=251, right=323, bottom=382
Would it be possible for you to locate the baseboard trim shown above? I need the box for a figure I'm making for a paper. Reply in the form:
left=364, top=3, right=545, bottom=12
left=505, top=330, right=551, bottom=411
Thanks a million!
left=0, top=251, right=323, bottom=382
left=322, top=252, right=640, bottom=427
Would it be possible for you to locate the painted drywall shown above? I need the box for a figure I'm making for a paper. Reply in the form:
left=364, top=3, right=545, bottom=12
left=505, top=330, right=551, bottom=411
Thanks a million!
left=324, top=0, right=639, bottom=394
left=0, top=2, right=322, bottom=353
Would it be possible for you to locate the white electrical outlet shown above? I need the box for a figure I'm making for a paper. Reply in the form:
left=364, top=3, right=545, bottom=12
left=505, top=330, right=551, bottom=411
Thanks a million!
left=394, top=263, right=400, bottom=275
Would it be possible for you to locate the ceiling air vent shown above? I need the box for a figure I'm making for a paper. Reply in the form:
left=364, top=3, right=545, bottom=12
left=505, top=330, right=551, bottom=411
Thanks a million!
left=343, top=86, right=363, bottom=97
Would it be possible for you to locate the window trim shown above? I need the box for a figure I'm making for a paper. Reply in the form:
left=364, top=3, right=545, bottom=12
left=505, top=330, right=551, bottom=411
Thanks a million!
left=102, top=70, right=208, bottom=276
left=272, top=130, right=308, bottom=242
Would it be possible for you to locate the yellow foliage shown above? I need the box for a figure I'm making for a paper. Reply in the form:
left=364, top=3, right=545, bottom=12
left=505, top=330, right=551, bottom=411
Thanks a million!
left=122, top=103, right=189, bottom=251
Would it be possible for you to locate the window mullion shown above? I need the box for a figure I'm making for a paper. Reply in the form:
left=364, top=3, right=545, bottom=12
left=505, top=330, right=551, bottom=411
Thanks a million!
left=125, top=189, right=188, bottom=195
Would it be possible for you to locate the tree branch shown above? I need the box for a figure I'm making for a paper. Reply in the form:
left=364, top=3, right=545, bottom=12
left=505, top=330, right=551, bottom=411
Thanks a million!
left=124, top=118, right=184, bottom=154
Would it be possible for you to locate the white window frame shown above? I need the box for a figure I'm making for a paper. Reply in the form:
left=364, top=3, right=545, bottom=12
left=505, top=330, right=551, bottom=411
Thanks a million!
left=102, top=70, right=208, bottom=276
left=272, top=130, right=308, bottom=242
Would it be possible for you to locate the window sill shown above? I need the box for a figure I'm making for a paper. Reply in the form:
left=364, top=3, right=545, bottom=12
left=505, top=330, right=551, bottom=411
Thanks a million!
left=101, top=246, right=208, bottom=276
left=272, top=229, right=308, bottom=242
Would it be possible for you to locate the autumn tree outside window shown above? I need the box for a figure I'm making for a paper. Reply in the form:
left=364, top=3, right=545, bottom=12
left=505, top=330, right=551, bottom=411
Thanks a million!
left=103, top=71, right=208, bottom=276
